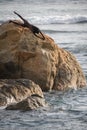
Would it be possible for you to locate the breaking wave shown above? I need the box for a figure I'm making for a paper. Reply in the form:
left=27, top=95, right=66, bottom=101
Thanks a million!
left=28, top=15, right=87, bottom=25
left=0, top=15, right=87, bottom=25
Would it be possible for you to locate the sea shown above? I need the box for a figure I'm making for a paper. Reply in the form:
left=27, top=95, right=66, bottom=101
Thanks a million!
left=0, top=0, right=87, bottom=130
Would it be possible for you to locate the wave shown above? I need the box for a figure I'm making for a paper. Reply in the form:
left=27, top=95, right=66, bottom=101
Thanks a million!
left=42, top=30, right=87, bottom=34
left=0, top=15, right=87, bottom=25
left=28, top=15, right=87, bottom=25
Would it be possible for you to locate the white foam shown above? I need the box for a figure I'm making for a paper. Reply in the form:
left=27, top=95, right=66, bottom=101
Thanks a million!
left=27, top=15, right=87, bottom=25
left=0, top=14, right=87, bottom=25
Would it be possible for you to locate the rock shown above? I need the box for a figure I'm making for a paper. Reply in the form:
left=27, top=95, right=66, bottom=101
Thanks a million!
left=6, top=94, right=47, bottom=111
left=0, top=21, right=58, bottom=91
left=0, top=21, right=86, bottom=91
left=0, top=79, right=44, bottom=107
left=53, top=48, right=86, bottom=90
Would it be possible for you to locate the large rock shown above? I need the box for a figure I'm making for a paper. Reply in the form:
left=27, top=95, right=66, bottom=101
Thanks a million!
left=0, top=21, right=86, bottom=91
left=0, top=79, right=44, bottom=107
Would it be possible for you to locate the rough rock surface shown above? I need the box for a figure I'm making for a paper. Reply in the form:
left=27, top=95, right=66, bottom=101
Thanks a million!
left=6, top=94, right=47, bottom=111
left=0, top=79, right=44, bottom=107
left=0, top=21, right=86, bottom=91
left=53, top=48, right=86, bottom=90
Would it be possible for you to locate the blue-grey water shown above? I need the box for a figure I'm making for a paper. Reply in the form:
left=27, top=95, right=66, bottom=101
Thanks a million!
left=0, top=0, right=87, bottom=130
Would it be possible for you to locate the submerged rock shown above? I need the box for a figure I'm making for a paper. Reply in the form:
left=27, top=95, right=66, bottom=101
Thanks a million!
left=0, top=21, right=86, bottom=91
left=0, top=79, right=44, bottom=107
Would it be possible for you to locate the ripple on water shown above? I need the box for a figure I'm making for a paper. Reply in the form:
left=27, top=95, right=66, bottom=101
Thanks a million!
left=0, top=87, right=87, bottom=130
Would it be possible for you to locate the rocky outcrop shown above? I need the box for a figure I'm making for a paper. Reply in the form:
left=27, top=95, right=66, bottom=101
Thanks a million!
left=0, top=79, right=45, bottom=108
left=0, top=21, right=86, bottom=91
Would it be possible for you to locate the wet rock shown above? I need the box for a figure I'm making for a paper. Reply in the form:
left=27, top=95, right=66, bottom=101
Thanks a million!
left=6, top=94, right=47, bottom=111
left=0, top=79, right=44, bottom=107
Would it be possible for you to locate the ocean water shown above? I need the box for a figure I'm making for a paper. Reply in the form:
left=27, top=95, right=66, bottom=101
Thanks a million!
left=0, top=0, right=87, bottom=130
